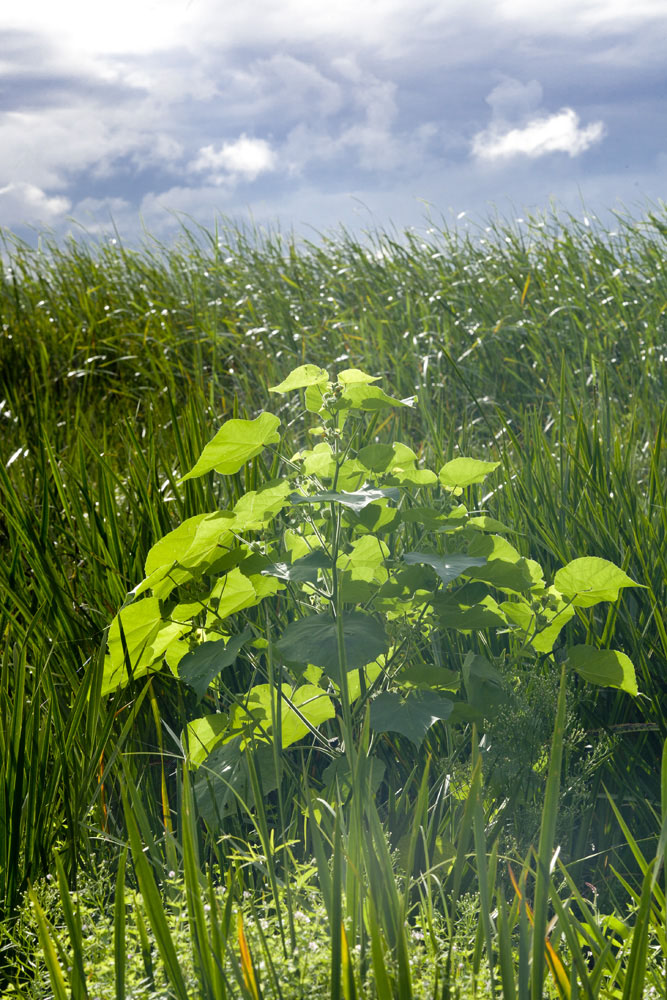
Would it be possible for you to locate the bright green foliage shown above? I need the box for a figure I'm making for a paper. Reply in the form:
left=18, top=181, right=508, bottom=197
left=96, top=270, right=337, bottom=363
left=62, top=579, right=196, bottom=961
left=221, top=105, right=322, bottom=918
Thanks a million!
left=179, top=411, right=280, bottom=481
left=567, top=645, right=638, bottom=695
left=104, top=598, right=190, bottom=696
left=102, top=365, right=640, bottom=765
left=268, top=364, right=330, bottom=393
left=554, top=556, right=640, bottom=607
left=439, top=457, right=501, bottom=489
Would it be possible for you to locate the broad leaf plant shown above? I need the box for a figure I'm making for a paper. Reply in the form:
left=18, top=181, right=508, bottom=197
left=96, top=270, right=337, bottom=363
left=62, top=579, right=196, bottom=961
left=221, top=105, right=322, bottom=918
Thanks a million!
left=103, top=364, right=639, bottom=811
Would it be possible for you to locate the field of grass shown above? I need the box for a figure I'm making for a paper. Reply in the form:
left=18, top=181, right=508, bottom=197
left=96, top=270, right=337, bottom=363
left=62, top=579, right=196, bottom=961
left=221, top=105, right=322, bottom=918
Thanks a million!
left=0, top=208, right=665, bottom=998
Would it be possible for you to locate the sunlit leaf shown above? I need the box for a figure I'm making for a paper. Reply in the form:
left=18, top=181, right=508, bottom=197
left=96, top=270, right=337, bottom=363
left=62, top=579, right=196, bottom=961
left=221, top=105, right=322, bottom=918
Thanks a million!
left=180, top=412, right=280, bottom=481
left=268, top=364, right=329, bottom=393
left=439, top=457, right=500, bottom=489
left=104, top=598, right=190, bottom=695
left=554, top=557, right=640, bottom=608
left=230, top=480, right=292, bottom=530
left=185, top=714, right=229, bottom=768
left=337, top=368, right=381, bottom=385
left=501, top=596, right=574, bottom=653
left=229, top=683, right=335, bottom=747
left=568, top=645, right=638, bottom=695
left=204, top=568, right=259, bottom=629
left=340, top=383, right=408, bottom=411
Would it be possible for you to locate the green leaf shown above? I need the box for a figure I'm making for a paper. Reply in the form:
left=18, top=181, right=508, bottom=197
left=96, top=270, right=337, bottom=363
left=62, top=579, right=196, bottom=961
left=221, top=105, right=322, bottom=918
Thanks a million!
left=179, top=630, right=251, bottom=701
left=144, top=513, right=212, bottom=577
left=340, top=383, right=408, bottom=411
left=205, top=567, right=259, bottom=625
left=230, top=480, right=292, bottom=530
left=396, top=665, right=460, bottom=691
left=466, top=515, right=516, bottom=533
left=291, top=487, right=400, bottom=512
left=462, top=653, right=507, bottom=714
left=194, top=738, right=278, bottom=823
left=297, top=442, right=336, bottom=478
left=344, top=662, right=383, bottom=702
left=338, top=535, right=389, bottom=581
left=567, top=645, right=638, bottom=695
left=276, top=612, right=389, bottom=681
left=337, top=368, right=381, bottom=385
left=268, top=364, right=329, bottom=393
left=439, top=457, right=500, bottom=488
left=403, top=551, right=486, bottom=586
left=136, top=512, right=235, bottom=598
left=554, top=557, right=640, bottom=608
left=280, top=684, right=336, bottom=746
left=180, top=412, right=280, bottom=481
left=185, top=714, right=229, bottom=768
left=464, top=534, right=535, bottom=592
left=305, top=382, right=327, bottom=413
left=229, top=683, right=336, bottom=748
left=387, top=467, right=438, bottom=486
left=354, top=501, right=401, bottom=534
left=501, top=595, right=574, bottom=653
left=104, top=599, right=190, bottom=695
left=321, top=756, right=386, bottom=797
left=401, top=505, right=466, bottom=530
left=433, top=583, right=507, bottom=629
left=370, top=691, right=453, bottom=747
left=261, top=550, right=332, bottom=583
left=357, top=442, right=418, bottom=472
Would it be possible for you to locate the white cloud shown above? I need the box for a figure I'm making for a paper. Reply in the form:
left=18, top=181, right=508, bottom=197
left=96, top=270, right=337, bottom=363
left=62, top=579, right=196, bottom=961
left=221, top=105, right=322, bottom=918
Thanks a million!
left=189, top=135, right=277, bottom=184
left=495, top=0, right=667, bottom=31
left=0, top=182, right=70, bottom=224
left=472, top=108, right=605, bottom=161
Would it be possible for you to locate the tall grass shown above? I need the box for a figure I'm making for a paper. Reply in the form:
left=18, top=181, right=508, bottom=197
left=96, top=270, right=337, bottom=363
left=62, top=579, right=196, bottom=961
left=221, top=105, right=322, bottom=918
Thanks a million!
left=1, top=206, right=665, bottom=992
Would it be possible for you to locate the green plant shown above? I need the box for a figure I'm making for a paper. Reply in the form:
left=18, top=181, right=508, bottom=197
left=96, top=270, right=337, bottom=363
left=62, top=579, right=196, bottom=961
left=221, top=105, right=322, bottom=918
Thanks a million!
left=100, top=364, right=639, bottom=823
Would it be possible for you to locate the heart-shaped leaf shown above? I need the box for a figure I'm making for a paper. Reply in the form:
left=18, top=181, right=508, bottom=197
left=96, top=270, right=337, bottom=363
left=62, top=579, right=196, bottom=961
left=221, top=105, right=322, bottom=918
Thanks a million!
left=180, top=412, right=280, bottom=481
left=439, top=457, right=500, bottom=488
left=554, top=558, right=640, bottom=608
left=276, top=612, right=389, bottom=681
left=370, top=691, right=453, bottom=746
left=568, top=645, right=638, bottom=695
left=269, top=365, right=329, bottom=393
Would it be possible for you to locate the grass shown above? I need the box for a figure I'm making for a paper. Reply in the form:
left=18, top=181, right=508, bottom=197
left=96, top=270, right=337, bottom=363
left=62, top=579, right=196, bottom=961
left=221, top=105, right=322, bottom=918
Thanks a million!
left=0, top=205, right=666, bottom=996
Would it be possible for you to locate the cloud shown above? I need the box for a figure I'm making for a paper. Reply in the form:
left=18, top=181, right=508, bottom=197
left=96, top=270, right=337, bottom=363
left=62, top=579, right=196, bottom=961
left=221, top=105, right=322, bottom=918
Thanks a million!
left=472, top=108, right=605, bottom=161
left=189, top=135, right=277, bottom=184
left=0, top=182, right=70, bottom=224
left=485, top=78, right=543, bottom=121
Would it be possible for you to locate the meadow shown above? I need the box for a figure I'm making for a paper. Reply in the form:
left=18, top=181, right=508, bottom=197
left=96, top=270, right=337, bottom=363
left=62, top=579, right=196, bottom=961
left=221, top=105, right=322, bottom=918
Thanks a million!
left=0, top=208, right=665, bottom=998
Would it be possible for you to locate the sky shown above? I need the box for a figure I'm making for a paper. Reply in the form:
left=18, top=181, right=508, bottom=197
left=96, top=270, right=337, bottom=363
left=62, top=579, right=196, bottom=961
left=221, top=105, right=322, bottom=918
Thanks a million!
left=1, top=0, right=666, bottom=245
